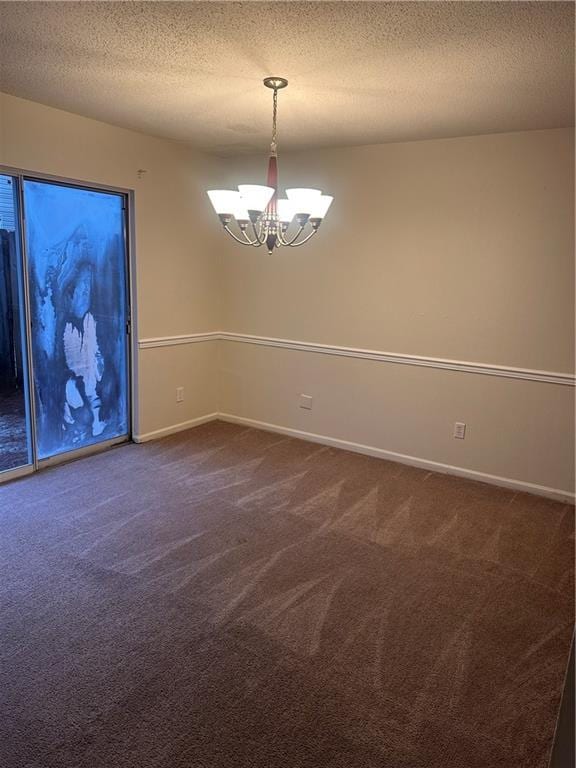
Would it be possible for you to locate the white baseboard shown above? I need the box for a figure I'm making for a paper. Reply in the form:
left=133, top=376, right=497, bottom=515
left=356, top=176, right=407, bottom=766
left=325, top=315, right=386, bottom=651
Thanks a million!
left=133, top=413, right=219, bottom=443
left=131, top=410, right=574, bottom=502
left=218, top=413, right=575, bottom=504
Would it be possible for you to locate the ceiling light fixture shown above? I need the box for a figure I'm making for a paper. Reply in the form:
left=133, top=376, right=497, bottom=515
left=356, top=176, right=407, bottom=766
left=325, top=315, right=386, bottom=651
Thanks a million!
left=207, top=77, right=333, bottom=254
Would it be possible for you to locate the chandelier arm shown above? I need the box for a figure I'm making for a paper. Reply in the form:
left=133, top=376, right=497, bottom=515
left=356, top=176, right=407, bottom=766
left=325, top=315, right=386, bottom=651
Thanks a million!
left=251, top=233, right=265, bottom=247
left=236, top=222, right=261, bottom=245
left=223, top=224, right=257, bottom=245
left=240, top=228, right=262, bottom=246
left=281, top=223, right=309, bottom=246
left=287, top=227, right=319, bottom=247
left=248, top=218, right=266, bottom=244
left=276, top=227, right=290, bottom=246
left=260, top=217, right=271, bottom=242
left=260, top=219, right=269, bottom=242
left=251, top=219, right=267, bottom=247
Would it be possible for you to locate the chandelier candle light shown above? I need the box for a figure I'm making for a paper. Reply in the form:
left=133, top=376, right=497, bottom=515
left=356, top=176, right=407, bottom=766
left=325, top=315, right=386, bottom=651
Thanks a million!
left=207, top=77, right=333, bottom=254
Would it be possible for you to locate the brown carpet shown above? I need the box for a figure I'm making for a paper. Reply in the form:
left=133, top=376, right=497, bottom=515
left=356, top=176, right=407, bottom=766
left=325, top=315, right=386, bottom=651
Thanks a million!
left=0, top=421, right=573, bottom=768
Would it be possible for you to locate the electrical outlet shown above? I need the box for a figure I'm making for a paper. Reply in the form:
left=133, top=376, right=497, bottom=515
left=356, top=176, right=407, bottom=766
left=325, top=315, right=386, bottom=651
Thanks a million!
left=453, top=422, right=466, bottom=439
left=176, top=386, right=184, bottom=403
left=300, top=394, right=313, bottom=410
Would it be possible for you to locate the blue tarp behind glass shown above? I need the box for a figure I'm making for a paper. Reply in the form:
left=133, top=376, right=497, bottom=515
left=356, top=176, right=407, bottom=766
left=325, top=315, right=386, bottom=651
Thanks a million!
left=23, top=180, right=128, bottom=459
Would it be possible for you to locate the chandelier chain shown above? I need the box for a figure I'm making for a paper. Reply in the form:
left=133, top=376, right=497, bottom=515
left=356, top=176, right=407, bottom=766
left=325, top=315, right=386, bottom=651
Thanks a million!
left=271, top=87, right=278, bottom=155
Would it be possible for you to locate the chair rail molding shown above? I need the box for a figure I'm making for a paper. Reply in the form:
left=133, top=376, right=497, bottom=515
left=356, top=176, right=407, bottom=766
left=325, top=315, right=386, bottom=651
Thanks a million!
left=138, top=332, right=220, bottom=349
left=137, top=331, right=576, bottom=387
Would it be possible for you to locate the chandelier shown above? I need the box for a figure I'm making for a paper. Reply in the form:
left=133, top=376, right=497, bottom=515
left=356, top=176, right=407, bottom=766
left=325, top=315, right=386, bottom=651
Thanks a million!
left=207, top=77, right=333, bottom=254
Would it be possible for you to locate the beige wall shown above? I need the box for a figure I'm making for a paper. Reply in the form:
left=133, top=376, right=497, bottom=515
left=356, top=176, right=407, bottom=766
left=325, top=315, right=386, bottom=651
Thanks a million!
left=220, top=129, right=574, bottom=372
left=218, top=129, right=575, bottom=496
left=0, top=93, right=223, bottom=437
left=219, top=342, right=574, bottom=495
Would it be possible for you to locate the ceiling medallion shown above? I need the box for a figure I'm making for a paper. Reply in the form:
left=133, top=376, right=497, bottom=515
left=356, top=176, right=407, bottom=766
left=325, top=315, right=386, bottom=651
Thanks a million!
left=207, top=77, right=333, bottom=254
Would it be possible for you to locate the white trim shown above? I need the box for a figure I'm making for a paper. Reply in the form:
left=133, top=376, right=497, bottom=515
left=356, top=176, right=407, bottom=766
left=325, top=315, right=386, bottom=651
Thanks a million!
left=125, top=410, right=575, bottom=501
left=132, top=413, right=219, bottom=443
left=218, top=413, right=576, bottom=503
left=138, top=332, right=219, bottom=349
left=219, top=333, right=575, bottom=387
left=137, top=332, right=575, bottom=387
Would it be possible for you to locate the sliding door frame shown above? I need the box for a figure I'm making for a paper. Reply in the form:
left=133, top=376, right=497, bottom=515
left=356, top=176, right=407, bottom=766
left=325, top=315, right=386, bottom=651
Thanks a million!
left=0, top=165, right=136, bottom=481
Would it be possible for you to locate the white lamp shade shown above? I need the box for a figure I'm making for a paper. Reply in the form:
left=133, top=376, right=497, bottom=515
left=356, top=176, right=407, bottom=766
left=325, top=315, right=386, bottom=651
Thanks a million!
left=309, top=195, right=333, bottom=219
left=232, top=205, right=250, bottom=222
left=207, top=190, right=242, bottom=215
left=285, top=188, right=322, bottom=214
left=238, top=185, right=275, bottom=212
left=276, top=198, right=296, bottom=223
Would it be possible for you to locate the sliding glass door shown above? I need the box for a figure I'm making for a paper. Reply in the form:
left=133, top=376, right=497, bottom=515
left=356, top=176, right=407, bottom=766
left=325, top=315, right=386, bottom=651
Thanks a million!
left=0, top=171, right=131, bottom=480
left=23, top=180, right=129, bottom=461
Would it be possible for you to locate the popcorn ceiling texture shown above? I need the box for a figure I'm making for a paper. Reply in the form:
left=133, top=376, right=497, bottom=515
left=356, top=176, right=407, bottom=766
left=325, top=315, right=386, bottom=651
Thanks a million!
left=0, top=1, right=573, bottom=156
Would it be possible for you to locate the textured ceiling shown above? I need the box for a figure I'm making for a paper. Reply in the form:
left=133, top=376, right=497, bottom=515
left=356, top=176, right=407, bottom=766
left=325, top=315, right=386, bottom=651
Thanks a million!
left=0, top=1, right=574, bottom=156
